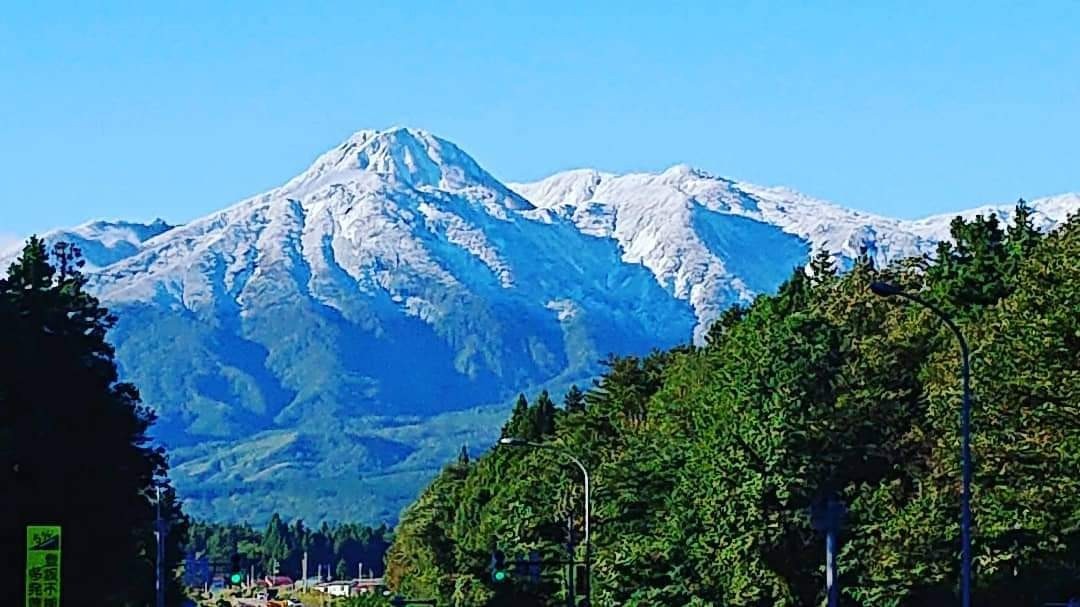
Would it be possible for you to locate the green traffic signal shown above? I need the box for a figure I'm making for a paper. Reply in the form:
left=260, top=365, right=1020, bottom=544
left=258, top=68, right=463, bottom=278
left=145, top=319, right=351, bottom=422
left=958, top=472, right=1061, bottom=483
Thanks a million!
left=228, top=553, right=243, bottom=586
left=489, top=550, right=510, bottom=583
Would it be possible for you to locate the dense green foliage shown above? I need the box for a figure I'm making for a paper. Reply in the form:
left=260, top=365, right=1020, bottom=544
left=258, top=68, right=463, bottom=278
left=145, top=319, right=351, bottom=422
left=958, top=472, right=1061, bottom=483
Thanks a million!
left=167, top=394, right=539, bottom=524
left=385, top=204, right=1080, bottom=606
left=342, top=594, right=394, bottom=607
left=184, top=514, right=391, bottom=581
left=1, top=239, right=188, bottom=605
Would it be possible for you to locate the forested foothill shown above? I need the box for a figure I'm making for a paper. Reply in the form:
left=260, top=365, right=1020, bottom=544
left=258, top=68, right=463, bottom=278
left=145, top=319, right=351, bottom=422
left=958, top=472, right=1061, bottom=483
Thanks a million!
left=386, top=204, right=1080, bottom=606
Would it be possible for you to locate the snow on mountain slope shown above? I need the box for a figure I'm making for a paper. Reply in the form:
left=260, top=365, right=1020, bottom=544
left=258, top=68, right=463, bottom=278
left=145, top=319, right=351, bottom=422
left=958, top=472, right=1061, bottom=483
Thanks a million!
left=0, top=219, right=174, bottom=272
left=903, top=192, right=1079, bottom=241
left=89, top=127, right=695, bottom=448
left=512, top=167, right=908, bottom=339
left=512, top=167, right=936, bottom=266
left=511, top=169, right=1077, bottom=339
left=513, top=166, right=812, bottom=340
left=10, top=126, right=1076, bottom=523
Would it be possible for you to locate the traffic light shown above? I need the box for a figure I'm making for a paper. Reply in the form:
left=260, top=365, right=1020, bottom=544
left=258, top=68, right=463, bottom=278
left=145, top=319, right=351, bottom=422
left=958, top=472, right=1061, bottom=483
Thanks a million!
left=228, top=553, right=243, bottom=586
left=526, top=550, right=541, bottom=584
left=489, top=550, right=510, bottom=583
left=574, top=563, right=587, bottom=597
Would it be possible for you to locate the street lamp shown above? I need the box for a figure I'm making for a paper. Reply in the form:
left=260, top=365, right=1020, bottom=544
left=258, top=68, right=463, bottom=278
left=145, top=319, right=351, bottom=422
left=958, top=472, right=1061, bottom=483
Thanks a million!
left=498, top=437, right=591, bottom=605
left=870, top=281, right=973, bottom=607
left=144, top=482, right=170, bottom=607
left=810, top=496, right=846, bottom=607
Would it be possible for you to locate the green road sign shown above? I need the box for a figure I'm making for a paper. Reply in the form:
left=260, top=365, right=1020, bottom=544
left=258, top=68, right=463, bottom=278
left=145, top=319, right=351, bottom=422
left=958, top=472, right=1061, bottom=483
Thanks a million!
left=26, top=525, right=61, bottom=607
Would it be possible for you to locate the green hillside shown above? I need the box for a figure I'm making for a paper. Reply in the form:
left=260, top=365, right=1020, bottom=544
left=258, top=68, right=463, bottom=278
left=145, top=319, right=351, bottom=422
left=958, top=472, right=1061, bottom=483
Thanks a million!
left=385, top=205, right=1080, bottom=606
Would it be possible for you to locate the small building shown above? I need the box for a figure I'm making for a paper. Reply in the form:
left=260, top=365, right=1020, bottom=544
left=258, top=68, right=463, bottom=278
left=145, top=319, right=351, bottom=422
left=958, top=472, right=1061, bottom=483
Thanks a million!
left=264, top=575, right=294, bottom=588
left=311, top=578, right=386, bottom=597
left=352, top=578, right=386, bottom=595
left=293, top=576, right=322, bottom=590
left=313, top=580, right=353, bottom=597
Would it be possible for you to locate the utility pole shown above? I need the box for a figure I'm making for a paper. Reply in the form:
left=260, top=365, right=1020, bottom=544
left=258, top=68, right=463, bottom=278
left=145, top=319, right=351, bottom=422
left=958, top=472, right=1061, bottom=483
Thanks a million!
left=566, top=515, right=576, bottom=607
left=825, top=525, right=839, bottom=607
left=302, top=551, right=308, bottom=590
left=811, top=496, right=845, bottom=607
left=155, top=485, right=165, bottom=607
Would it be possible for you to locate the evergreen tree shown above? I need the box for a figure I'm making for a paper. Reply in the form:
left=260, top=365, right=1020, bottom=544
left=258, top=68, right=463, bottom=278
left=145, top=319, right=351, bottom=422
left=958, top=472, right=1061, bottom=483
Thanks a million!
left=262, top=513, right=290, bottom=573
left=501, top=393, right=529, bottom=439
left=531, top=390, right=557, bottom=438
left=183, top=516, right=391, bottom=582
left=562, top=384, right=586, bottom=413
left=1, top=238, right=188, bottom=606
left=808, top=247, right=837, bottom=284
left=1003, top=199, right=1042, bottom=287
left=853, top=244, right=876, bottom=271
left=283, top=519, right=307, bottom=575
left=927, top=213, right=1011, bottom=311
left=299, top=521, right=331, bottom=574
left=775, top=266, right=812, bottom=315
left=1006, top=199, right=1040, bottom=253
left=704, top=303, right=746, bottom=345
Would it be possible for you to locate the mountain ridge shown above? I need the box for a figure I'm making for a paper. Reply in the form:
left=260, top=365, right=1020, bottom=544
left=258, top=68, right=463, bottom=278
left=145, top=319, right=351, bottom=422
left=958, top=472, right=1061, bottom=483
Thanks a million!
left=3, top=127, right=1076, bottom=523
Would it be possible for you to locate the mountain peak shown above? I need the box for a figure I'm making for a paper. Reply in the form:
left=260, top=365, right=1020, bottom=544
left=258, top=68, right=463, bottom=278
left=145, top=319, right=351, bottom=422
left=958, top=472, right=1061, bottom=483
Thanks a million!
left=507, top=168, right=612, bottom=209
left=661, top=163, right=714, bottom=180
left=14, top=127, right=1078, bottom=523
left=281, top=127, right=533, bottom=210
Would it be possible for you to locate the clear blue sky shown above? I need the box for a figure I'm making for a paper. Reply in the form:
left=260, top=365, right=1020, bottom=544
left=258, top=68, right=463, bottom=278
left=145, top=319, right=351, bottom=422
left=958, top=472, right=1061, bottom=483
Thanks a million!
left=2, top=1, right=1078, bottom=240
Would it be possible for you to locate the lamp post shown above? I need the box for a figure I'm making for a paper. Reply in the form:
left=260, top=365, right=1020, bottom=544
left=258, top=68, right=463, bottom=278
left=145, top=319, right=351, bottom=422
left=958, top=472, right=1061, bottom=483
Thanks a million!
left=498, top=437, right=591, bottom=606
left=870, top=281, right=973, bottom=607
left=810, top=495, right=846, bottom=607
left=155, top=485, right=165, bottom=607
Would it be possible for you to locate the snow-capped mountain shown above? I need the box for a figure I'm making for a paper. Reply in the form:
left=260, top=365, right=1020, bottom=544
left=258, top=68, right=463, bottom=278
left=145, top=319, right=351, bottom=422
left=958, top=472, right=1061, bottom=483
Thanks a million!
left=4, top=127, right=1075, bottom=522
left=901, top=192, right=1078, bottom=241
left=509, top=168, right=1073, bottom=340
left=0, top=219, right=174, bottom=271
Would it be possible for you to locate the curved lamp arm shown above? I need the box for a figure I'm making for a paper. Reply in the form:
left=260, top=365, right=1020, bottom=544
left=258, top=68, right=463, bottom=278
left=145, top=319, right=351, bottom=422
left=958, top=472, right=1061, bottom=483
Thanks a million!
left=870, top=281, right=973, bottom=607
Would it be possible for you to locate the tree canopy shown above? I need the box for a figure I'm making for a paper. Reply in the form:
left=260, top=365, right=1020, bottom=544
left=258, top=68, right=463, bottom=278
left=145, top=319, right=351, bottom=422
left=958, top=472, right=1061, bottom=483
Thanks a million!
left=1, top=239, right=188, bottom=606
left=184, top=515, right=391, bottom=583
left=385, top=205, right=1080, bottom=606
